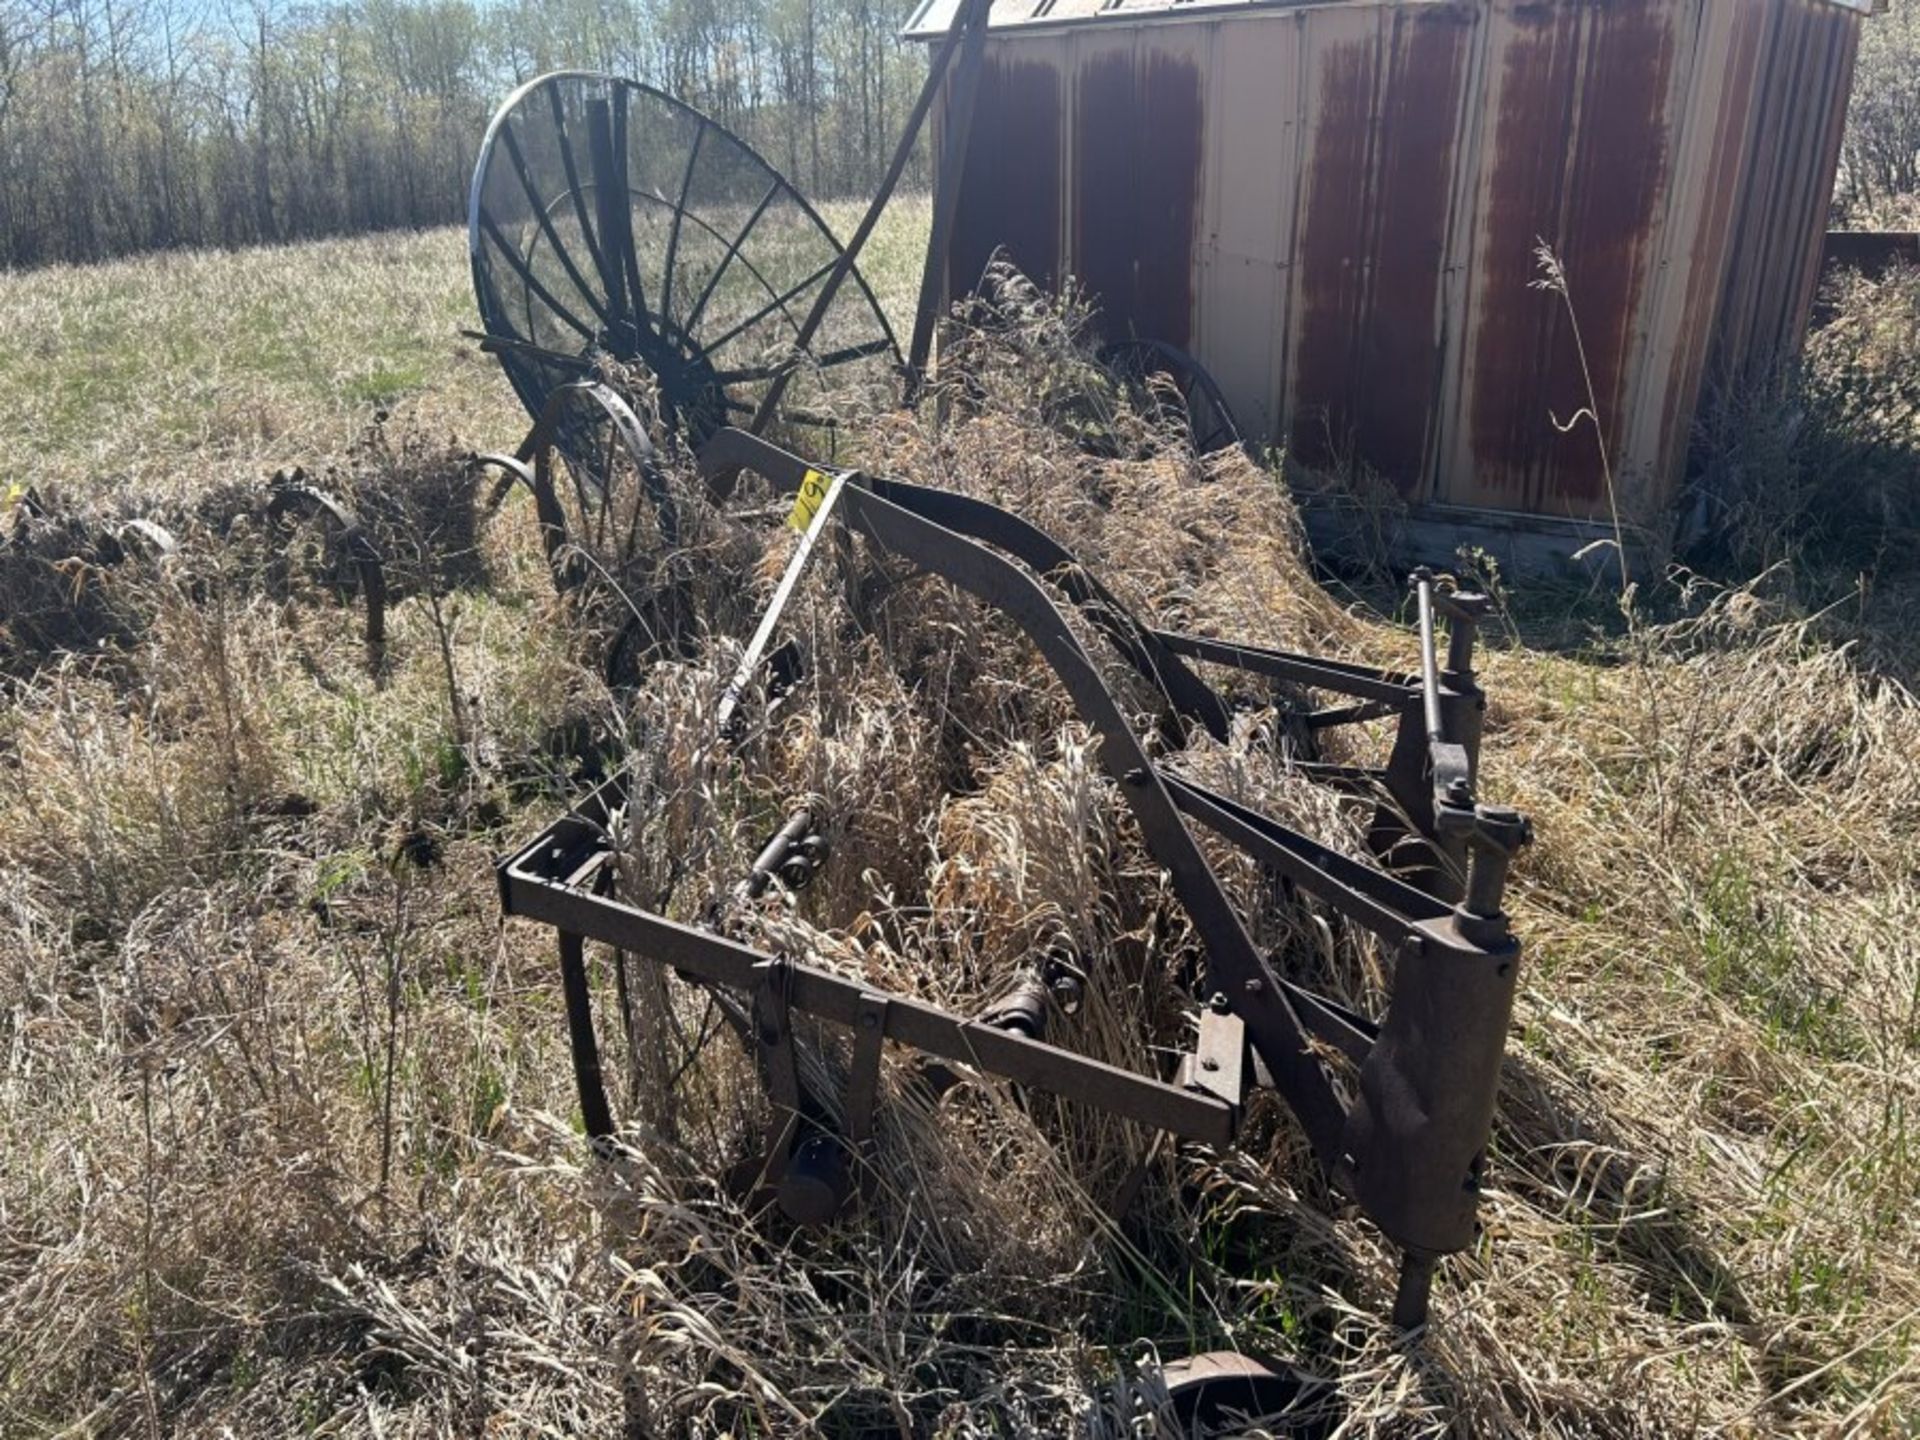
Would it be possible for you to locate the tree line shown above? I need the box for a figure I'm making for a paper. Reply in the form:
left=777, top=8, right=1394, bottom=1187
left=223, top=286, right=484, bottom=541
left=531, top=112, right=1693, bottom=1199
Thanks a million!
left=0, top=0, right=930, bottom=268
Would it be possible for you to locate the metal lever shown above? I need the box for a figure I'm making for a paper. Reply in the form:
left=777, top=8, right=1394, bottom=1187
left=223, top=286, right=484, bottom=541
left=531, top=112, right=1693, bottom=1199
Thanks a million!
left=1412, top=568, right=1474, bottom=809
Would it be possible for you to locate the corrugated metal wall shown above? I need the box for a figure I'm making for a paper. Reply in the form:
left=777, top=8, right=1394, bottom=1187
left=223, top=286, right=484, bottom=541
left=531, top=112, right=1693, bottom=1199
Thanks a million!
left=937, top=0, right=1866, bottom=523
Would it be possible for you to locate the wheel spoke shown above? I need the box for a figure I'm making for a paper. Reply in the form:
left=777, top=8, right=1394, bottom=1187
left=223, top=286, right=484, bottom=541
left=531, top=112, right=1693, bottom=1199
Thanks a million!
left=611, top=85, right=652, bottom=335
left=701, top=257, right=838, bottom=358
left=659, top=118, right=707, bottom=328
left=683, top=178, right=781, bottom=338
left=501, top=121, right=611, bottom=327
left=548, top=81, right=617, bottom=308
left=481, top=213, right=596, bottom=342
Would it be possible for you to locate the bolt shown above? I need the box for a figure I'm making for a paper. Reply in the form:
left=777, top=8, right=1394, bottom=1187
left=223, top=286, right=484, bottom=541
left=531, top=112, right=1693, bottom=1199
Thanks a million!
left=1122, top=767, right=1148, bottom=788
left=1200, top=1057, right=1219, bottom=1073
left=860, top=1012, right=879, bottom=1029
left=1245, top=977, right=1264, bottom=995
left=1208, top=991, right=1230, bottom=1014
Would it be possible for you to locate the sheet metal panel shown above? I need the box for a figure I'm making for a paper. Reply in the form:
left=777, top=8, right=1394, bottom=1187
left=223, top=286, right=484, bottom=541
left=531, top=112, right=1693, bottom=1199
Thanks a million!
left=929, top=0, right=1869, bottom=527
left=1070, top=29, right=1207, bottom=346
left=1705, top=0, right=1861, bottom=389
left=904, top=0, right=1875, bottom=39
left=948, top=51, right=1066, bottom=296
left=1197, top=16, right=1303, bottom=445
left=1642, top=0, right=1768, bottom=488
left=1285, top=4, right=1473, bottom=495
left=1445, top=0, right=1686, bottom=516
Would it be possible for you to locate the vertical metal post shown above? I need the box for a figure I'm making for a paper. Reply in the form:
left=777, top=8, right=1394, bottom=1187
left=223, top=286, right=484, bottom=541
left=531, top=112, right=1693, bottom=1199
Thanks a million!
left=1439, top=591, right=1491, bottom=788
left=748, top=0, right=993, bottom=436
left=1392, top=1251, right=1436, bottom=1334
left=752, top=958, right=803, bottom=1186
left=558, top=931, right=616, bottom=1141
left=904, top=0, right=995, bottom=393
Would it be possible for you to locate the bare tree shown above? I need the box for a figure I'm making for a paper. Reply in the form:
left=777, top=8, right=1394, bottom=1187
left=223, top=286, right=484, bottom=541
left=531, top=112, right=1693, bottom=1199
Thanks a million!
left=0, top=0, right=929, bottom=268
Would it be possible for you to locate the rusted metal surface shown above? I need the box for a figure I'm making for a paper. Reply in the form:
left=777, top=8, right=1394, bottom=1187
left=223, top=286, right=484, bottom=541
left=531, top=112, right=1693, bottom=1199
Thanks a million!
left=1705, top=0, right=1862, bottom=387
left=266, top=481, right=388, bottom=666
left=1073, top=45, right=1204, bottom=347
left=949, top=56, right=1062, bottom=295
left=1290, top=9, right=1471, bottom=489
left=1456, top=0, right=1678, bottom=514
left=914, top=0, right=1874, bottom=534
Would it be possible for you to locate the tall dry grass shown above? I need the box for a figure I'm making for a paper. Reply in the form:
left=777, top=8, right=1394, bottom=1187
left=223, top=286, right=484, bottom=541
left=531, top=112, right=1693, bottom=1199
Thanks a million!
left=0, top=247, right=1914, bottom=1437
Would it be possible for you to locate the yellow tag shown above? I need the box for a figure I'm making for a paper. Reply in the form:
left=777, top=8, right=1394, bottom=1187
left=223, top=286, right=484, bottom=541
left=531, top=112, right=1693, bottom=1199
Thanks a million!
left=1, top=481, right=24, bottom=512
left=786, top=468, right=833, bottom=533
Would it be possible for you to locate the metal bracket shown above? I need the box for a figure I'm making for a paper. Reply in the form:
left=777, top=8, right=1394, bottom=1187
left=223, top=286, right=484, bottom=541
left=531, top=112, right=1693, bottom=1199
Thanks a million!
left=1180, top=1001, right=1248, bottom=1113
left=751, top=955, right=802, bottom=1188
left=845, top=992, right=890, bottom=1185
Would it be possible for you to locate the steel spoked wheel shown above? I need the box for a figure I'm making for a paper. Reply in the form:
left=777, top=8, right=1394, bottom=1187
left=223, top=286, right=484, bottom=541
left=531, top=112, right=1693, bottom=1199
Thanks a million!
left=264, top=480, right=388, bottom=668
left=470, top=71, right=900, bottom=450
left=473, top=381, right=694, bottom=680
left=1098, top=338, right=1245, bottom=457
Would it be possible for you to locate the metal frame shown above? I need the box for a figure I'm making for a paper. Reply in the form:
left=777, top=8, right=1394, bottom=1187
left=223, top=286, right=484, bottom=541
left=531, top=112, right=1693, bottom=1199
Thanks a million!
left=495, top=427, right=1529, bottom=1330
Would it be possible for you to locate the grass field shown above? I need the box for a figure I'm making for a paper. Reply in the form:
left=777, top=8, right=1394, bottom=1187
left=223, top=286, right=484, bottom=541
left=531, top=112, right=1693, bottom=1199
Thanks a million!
left=1, top=208, right=1917, bottom=1437
left=0, top=197, right=929, bottom=506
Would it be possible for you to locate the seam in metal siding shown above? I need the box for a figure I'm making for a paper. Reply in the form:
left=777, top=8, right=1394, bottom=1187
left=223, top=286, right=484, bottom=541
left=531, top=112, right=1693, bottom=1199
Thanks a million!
left=1644, top=0, right=1766, bottom=489
left=936, top=0, right=1867, bottom=524
left=1196, top=16, right=1301, bottom=443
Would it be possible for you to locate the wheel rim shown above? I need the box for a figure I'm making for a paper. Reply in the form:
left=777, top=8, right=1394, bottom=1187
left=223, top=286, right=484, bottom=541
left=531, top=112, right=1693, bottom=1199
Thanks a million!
left=470, top=71, right=900, bottom=450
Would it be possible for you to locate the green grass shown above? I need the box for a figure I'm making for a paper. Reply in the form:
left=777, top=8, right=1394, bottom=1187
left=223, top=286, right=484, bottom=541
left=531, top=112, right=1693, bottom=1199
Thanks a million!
left=0, top=193, right=928, bottom=507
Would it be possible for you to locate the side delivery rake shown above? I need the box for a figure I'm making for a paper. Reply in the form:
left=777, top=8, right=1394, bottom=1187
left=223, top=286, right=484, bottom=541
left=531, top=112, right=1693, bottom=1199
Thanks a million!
left=496, top=427, right=1531, bottom=1334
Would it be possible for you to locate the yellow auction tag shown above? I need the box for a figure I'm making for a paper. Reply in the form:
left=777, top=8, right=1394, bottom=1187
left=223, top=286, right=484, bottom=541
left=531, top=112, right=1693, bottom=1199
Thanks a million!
left=787, top=468, right=834, bottom=532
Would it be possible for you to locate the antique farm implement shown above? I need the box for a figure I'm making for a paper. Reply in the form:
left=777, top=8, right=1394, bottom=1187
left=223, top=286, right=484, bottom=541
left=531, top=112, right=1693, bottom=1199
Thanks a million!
left=463, top=40, right=1531, bottom=1354
left=494, top=427, right=1527, bottom=1334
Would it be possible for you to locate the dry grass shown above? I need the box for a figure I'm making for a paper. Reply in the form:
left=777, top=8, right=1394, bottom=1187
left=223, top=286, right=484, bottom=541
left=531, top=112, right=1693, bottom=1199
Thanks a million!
left=0, top=235, right=1916, bottom=1438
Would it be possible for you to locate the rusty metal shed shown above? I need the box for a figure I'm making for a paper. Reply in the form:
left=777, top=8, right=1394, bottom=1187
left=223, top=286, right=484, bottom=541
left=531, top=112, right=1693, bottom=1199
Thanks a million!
left=907, top=0, right=1875, bottom=564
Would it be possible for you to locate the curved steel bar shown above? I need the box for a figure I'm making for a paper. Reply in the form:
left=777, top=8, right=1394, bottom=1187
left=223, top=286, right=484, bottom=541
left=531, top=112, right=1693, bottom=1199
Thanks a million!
left=837, top=481, right=1346, bottom=1161
left=266, top=482, right=387, bottom=662
left=699, top=428, right=1230, bottom=740
left=517, top=381, right=683, bottom=591
left=471, top=451, right=536, bottom=513
left=697, top=430, right=1344, bottom=1160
